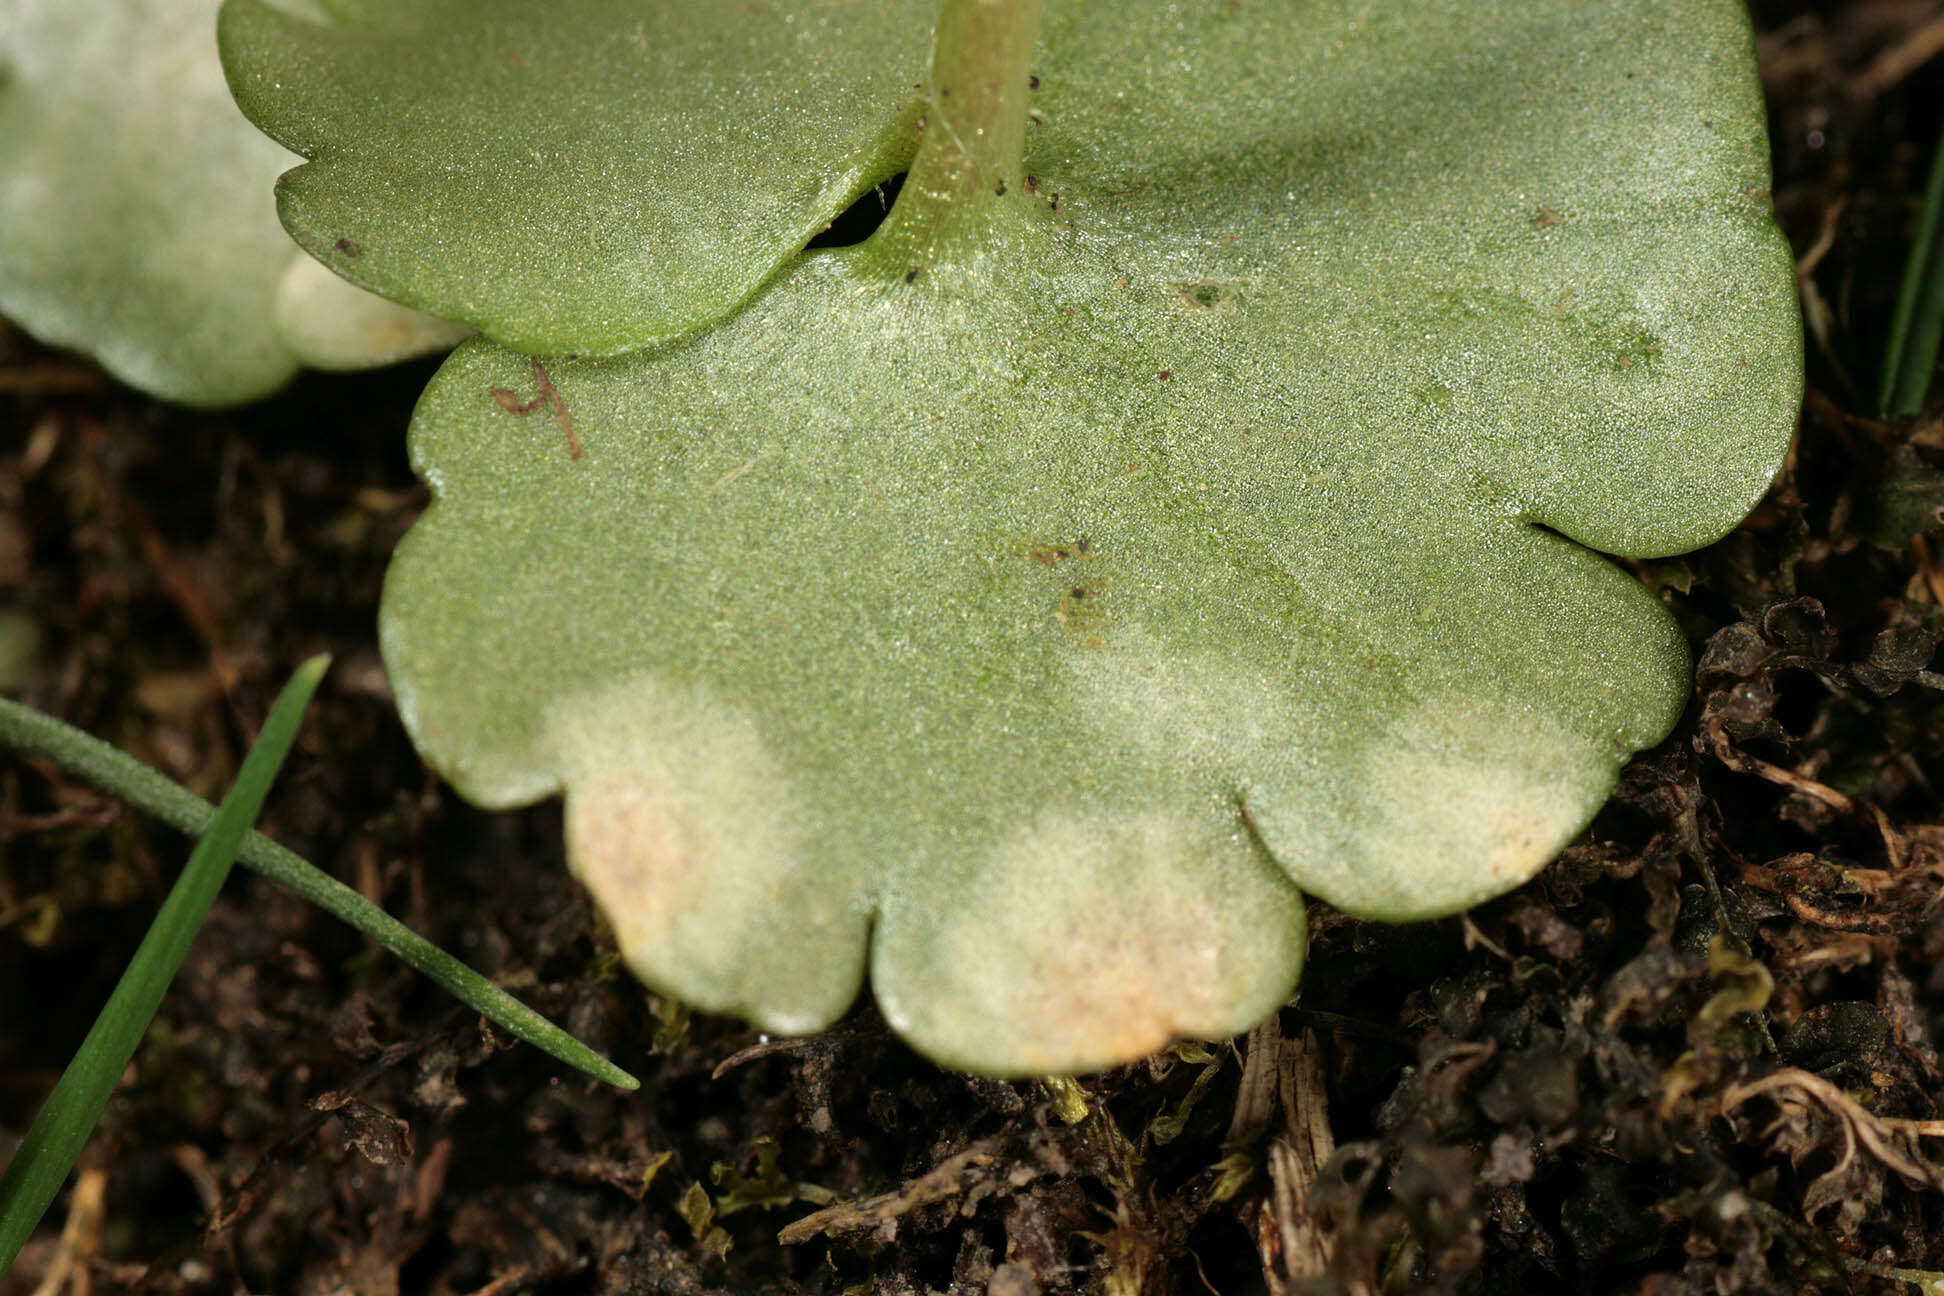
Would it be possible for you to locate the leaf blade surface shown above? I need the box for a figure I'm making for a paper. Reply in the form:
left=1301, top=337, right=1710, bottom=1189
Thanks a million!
left=0, top=0, right=299, bottom=405
left=376, top=0, right=1799, bottom=1072
left=220, top=0, right=936, bottom=355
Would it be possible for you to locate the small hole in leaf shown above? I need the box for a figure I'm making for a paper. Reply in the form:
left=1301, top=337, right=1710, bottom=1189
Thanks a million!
left=805, top=173, right=906, bottom=249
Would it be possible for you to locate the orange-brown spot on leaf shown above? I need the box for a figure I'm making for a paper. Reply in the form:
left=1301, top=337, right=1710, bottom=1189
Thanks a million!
left=567, top=775, right=703, bottom=955
left=1023, top=537, right=1092, bottom=566
left=904, top=809, right=1304, bottom=1073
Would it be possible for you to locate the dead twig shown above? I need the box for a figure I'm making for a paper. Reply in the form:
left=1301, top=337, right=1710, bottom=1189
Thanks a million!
left=777, top=1137, right=1005, bottom=1245
left=0, top=365, right=109, bottom=396
left=1855, top=10, right=1944, bottom=97
left=27, top=1166, right=107, bottom=1296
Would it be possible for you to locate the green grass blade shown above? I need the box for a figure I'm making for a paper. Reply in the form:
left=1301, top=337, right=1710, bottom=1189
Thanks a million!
left=1881, top=126, right=1944, bottom=418
left=0, top=688, right=640, bottom=1094
left=0, top=656, right=327, bottom=1272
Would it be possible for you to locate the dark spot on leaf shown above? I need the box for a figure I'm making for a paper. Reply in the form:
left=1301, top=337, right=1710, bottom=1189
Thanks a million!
left=334, top=237, right=363, bottom=257
left=1029, top=74, right=1040, bottom=90
left=1612, top=337, right=1661, bottom=369
left=1024, top=175, right=1039, bottom=194
left=1025, top=539, right=1092, bottom=566
left=1157, top=369, right=1172, bottom=381
left=905, top=267, right=919, bottom=284
left=996, top=180, right=1007, bottom=196
left=1172, top=281, right=1232, bottom=309
left=1054, top=577, right=1109, bottom=639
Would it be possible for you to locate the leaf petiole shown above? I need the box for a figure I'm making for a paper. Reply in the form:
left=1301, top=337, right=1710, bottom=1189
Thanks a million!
left=879, top=0, right=1045, bottom=251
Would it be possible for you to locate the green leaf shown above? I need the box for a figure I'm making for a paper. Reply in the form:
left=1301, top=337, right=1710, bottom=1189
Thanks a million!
left=273, top=254, right=469, bottom=373
left=219, top=0, right=935, bottom=356
left=363, top=0, right=1791, bottom=1074
left=1880, top=124, right=1944, bottom=418
left=0, top=657, right=325, bottom=1273
left=0, top=691, right=639, bottom=1092
left=0, top=0, right=463, bottom=406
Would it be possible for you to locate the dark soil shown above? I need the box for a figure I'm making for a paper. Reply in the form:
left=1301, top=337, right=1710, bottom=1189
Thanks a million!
left=6, top=3, right=1944, bottom=1292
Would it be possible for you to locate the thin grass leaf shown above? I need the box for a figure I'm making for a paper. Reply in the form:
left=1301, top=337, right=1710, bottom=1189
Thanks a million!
left=0, top=686, right=639, bottom=1094
left=0, top=656, right=326, bottom=1271
left=1881, top=126, right=1944, bottom=418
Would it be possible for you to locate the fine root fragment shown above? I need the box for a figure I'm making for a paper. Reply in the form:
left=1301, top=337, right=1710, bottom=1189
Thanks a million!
left=1716, top=1067, right=1944, bottom=1197
left=488, top=357, right=581, bottom=459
